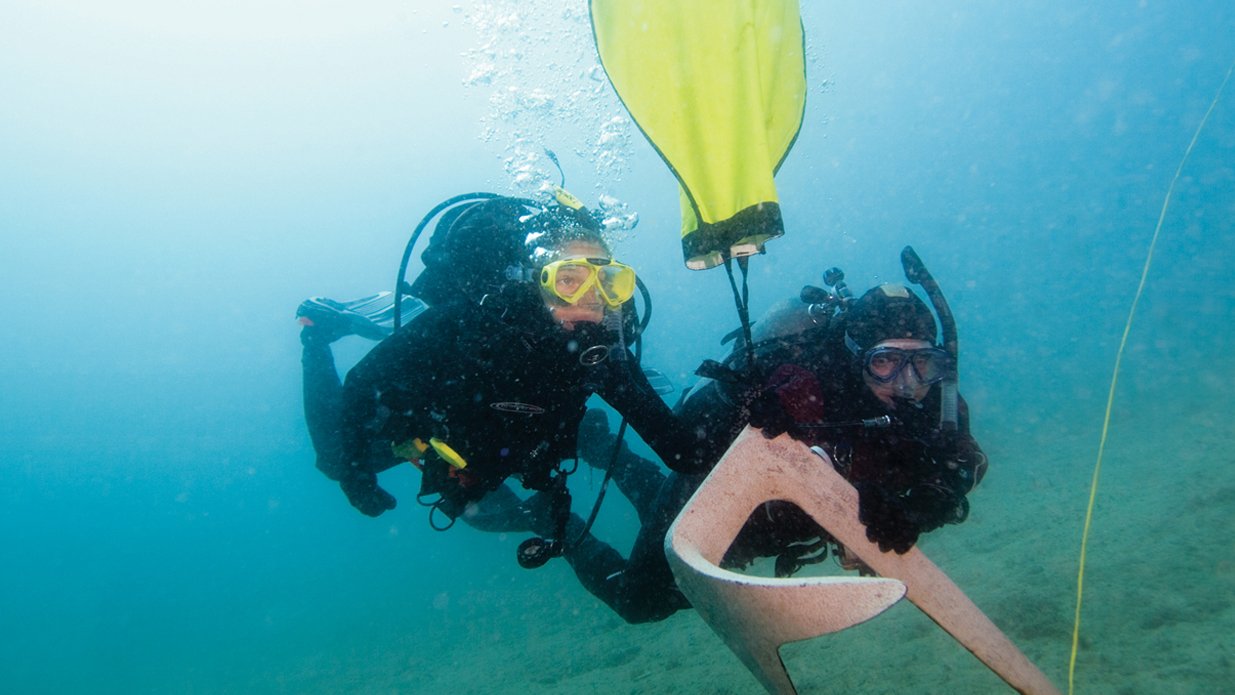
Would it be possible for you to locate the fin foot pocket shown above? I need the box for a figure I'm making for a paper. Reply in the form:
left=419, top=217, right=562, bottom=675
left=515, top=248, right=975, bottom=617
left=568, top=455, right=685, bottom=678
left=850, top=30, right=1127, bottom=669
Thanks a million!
left=296, top=291, right=427, bottom=342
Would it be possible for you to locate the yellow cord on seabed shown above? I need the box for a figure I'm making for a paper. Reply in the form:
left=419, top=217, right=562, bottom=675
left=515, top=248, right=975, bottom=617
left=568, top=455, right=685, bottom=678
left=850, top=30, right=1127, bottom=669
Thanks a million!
left=1068, top=57, right=1235, bottom=695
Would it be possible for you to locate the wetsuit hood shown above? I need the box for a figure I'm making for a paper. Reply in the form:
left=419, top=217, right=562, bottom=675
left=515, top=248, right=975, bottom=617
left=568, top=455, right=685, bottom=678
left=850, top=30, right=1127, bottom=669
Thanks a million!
left=842, top=284, right=938, bottom=355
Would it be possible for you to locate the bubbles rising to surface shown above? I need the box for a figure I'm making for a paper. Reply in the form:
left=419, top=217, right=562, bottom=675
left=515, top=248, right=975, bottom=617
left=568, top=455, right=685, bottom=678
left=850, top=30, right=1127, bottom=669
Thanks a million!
left=596, top=193, right=639, bottom=240
left=458, top=1, right=636, bottom=201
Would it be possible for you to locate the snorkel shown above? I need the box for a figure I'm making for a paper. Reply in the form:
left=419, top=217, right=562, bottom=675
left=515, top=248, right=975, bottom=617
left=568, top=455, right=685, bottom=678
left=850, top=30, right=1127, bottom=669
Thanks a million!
left=899, top=246, right=959, bottom=435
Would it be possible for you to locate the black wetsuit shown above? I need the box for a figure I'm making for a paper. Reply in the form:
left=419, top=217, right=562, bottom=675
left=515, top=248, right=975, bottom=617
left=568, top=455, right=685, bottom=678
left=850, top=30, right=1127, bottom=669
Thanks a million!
left=335, top=300, right=703, bottom=498
left=699, top=358, right=984, bottom=567
left=302, top=295, right=705, bottom=621
left=302, top=313, right=556, bottom=527
left=575, top=317, right=987, bottom=623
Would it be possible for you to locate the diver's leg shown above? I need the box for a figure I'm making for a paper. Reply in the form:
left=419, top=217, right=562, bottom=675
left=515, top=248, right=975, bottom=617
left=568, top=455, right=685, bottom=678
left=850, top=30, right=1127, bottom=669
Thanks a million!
left=674, top=379, right=750, bottom=465
left=491, top=489, right=646, bottom=620
left=557, top=471, right=705, bottom=625
left=611, top=449, right=668, bottom=527
left=300, top=294, right=418, bottom=480
left=497, top=482, right=676, bottom=624
left=564, top=383, right=741, bottom=621
left=300, top=329, right=346, bottom=479
left=578, top=409, right=668, bottom=526
left=559, top=519, right=639, bottom=618
left=557, top=513, right=694, bottom=625
left=608, top=471, right=705, bottom=621
left=563, top=382, right=747, bottom=621
left=460, top=485, right=539, bottom=533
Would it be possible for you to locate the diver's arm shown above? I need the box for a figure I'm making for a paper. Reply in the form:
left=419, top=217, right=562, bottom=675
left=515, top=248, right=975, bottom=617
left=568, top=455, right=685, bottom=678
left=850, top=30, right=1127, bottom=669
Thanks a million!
left=333, top=312, right=441, bottom=516
left=674, top=378, right=755, bottom=466
left=599, top=353, right=710, bottom=474
left=338, top=332, right=407, bottom=474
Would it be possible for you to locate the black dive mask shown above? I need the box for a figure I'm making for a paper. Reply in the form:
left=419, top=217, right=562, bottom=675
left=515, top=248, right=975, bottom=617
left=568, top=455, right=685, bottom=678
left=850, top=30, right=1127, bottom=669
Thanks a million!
left=864, top=346, right=954, bottom=385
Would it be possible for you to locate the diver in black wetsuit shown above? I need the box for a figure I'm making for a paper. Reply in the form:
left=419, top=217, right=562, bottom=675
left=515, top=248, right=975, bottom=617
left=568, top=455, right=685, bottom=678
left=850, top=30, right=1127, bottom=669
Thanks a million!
left=298, top=193, right=704, bottom=619
left=572, top=269, right=989, bottom=623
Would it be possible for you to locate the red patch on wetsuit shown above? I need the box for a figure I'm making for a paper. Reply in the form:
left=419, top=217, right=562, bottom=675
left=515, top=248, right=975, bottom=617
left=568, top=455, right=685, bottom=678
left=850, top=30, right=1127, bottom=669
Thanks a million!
left=768, top=363, right=824, bottom=424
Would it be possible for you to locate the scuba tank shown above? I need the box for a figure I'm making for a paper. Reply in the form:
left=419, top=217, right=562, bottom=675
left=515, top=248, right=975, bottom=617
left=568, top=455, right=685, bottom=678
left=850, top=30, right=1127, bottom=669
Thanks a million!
left=693, top=265, right=852, bottom=406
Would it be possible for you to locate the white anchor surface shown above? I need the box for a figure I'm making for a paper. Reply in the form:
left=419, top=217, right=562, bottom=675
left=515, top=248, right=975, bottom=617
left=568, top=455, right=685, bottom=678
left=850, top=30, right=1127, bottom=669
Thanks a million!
left=666, top=427, right=1060, bottom=695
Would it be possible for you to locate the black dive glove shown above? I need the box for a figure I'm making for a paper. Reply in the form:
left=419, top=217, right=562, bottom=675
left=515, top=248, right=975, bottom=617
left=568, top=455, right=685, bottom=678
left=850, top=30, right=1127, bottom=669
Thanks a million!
left=746, top=388, right=796, bottom=439
left=854, top=481, right=967, bottom=554
left=339, top=470, right=397, bottom=517
left=927, top=434, right=989, bottom=493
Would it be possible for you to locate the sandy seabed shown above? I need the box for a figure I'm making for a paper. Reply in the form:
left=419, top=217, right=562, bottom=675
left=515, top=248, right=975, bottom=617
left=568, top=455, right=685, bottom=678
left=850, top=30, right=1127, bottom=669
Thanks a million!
left=272, top=397, right=1233, bottom=695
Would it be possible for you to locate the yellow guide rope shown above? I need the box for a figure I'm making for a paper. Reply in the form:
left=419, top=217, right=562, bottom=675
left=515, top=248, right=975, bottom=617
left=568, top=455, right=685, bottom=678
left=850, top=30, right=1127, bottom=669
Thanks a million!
left=1068, top=58, right=1235, bottom=695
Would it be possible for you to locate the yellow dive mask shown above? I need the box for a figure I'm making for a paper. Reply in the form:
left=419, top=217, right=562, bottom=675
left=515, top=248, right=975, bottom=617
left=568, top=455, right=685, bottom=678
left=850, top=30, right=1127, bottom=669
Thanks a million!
left=539, top=257, right=636, bottom=308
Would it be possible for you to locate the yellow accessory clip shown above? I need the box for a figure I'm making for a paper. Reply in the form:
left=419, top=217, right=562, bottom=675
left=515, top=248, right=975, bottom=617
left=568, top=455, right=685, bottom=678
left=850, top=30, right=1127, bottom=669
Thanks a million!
left=553, top=185, right=586, bottom=211
left=392, top=437, right=467, bottom=471
left=539, top=257, right=637, bottom=308
left=428, top=437, right=468, bottom=470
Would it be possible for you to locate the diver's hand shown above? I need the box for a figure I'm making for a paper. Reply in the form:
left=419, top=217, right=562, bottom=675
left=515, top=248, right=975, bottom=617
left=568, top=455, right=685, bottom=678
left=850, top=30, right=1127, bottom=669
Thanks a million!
left=339, top=470, right=397, bottom=517
left=927, top=435, right=989, bottom=493
left=855, top=481, right=966, bottom=554
left=854, top=482, right=920, bottom=554
left=747, top=389, right=794, bottom=439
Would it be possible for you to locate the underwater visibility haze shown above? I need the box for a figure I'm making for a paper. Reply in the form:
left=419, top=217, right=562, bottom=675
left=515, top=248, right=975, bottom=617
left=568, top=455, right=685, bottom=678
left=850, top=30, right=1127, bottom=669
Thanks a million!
left=2, top=1, right=1233, bottom=692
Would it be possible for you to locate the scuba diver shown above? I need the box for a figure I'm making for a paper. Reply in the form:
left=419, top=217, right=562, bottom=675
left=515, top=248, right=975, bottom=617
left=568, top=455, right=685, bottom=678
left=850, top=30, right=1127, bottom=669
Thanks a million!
left=296, top=189, right=707, bottom=604
left=570, top=250, right=989, bottom=623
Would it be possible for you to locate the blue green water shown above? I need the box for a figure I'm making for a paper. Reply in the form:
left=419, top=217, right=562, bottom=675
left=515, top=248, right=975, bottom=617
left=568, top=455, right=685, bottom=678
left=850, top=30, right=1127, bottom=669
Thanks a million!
left=2, top=1, right=1232, bottom=693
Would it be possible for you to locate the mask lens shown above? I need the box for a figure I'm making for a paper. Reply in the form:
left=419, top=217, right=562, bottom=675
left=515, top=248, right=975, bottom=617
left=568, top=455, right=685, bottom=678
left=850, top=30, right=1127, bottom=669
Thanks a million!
left=865, top=347, right=953, bottom=384
left=909, top=348, right=953, bottom=384
left=595, top=262, right=636, bottom=307
left=865, top=349, right=908, bottom=382
left=552, top=263, right=594, bottom=302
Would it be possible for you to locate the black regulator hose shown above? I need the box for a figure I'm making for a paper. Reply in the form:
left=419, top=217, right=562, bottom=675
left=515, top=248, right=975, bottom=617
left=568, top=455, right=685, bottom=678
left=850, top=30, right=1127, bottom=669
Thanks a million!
left=564, top=280, right=651, bottom=558
left=394, top=192, right=500, bottom=330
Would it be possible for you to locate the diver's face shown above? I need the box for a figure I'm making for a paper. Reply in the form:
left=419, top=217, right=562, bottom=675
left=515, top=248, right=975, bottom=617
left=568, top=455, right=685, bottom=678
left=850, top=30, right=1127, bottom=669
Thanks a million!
left=863, top=338, right=934, bottom=407
left=542, top=240, right=608, bottom=330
